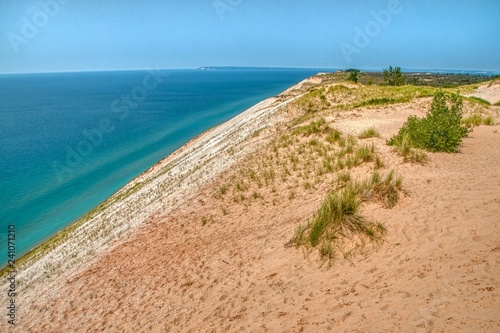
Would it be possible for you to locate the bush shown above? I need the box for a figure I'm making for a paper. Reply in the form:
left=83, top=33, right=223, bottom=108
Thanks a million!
left=388, top=90, right=469, bottom=153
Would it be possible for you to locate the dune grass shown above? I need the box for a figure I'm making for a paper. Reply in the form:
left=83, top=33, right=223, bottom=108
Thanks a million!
left=462, top=114, right=495, bottom=126
left=293, top=170, right=402, bottom=265
left=358, top=127, right=380, bottom=139
left=355, top=170, right=404, bottom=209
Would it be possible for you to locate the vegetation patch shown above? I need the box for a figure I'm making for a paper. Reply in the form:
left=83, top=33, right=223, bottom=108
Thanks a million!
left=356, top=97, right=401, bottom=107
left=292, top=118, right=330, bottom=136
left=388, top=90, right=469, bottom=153
left=466, top=96, right=491, bottom=106
left=292, top=88, right=330, bottom=113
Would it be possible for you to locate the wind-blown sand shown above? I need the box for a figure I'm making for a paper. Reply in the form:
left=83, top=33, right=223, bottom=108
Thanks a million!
left=3, top=77, right=499, bottom=332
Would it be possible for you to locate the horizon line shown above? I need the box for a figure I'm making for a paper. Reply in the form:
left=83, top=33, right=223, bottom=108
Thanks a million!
left=0, top=66, right=498, bottom=76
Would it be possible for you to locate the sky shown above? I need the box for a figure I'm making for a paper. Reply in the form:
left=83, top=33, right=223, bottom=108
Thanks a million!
left=0, top=0, right=499, bottom=74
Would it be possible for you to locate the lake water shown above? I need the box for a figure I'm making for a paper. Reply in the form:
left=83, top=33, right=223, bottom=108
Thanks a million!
left=0, top=68, right=321, bottom=266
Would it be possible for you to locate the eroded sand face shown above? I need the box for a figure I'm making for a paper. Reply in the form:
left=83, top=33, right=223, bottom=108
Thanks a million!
left=466, top=80, right=500, bottom=104
left=5, top=77, right=500, bottom=333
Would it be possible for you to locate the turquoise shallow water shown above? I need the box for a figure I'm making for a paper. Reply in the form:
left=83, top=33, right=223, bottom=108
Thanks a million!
left=0, top=69, right=320, bottom=266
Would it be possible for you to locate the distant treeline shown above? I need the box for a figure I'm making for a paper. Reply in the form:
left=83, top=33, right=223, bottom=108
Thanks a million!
left=353, top=72, right=494, bottom=88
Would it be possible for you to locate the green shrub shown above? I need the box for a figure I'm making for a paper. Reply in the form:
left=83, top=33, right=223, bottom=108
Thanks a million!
left=388, top=90, right=469, bottom=153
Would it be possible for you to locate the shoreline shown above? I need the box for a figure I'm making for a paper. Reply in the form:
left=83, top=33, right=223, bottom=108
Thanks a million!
left=0, top=77, right=313, bottom=309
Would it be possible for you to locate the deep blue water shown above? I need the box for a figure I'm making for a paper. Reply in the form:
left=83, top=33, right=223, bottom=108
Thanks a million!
left=0, top=69, right=320, bottom=266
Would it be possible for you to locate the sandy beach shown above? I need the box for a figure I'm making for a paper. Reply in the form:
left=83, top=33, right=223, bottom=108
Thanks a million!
left=2, top=77, right=499, bottom=332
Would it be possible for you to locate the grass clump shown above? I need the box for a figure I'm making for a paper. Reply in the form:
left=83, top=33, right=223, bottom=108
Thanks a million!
left=356, top=170, right=403, bottom=209
left=358, top=127, right=380, bottom=139
left=293, top=182, right=389, bottom=265
left=306, top=187, right=366, bottom=247
left=326, top=128, right=342, bottom=143
left=354, top=143, right=375, bottom=163
left=375, top=156, right=385, bottom=169
left=337, top=171, right=351, bottom=185
left=388, top=90, right=469, bottom=153
left=201, top=216, right=215, bottom=226
left=483, top=115, right=494, bottom=125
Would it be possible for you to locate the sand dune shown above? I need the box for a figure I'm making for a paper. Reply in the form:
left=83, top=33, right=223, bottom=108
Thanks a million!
left=4, top=77, right=500, bottom=332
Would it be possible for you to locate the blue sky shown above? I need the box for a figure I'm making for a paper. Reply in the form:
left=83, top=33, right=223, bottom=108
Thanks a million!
left=0, top=0, right=499, bottom=73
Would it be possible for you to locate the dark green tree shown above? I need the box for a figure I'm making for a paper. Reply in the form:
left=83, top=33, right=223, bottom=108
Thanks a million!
left=383, top=66, right=406, bottom=86
left=348, top=71, right=358, bottom=83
